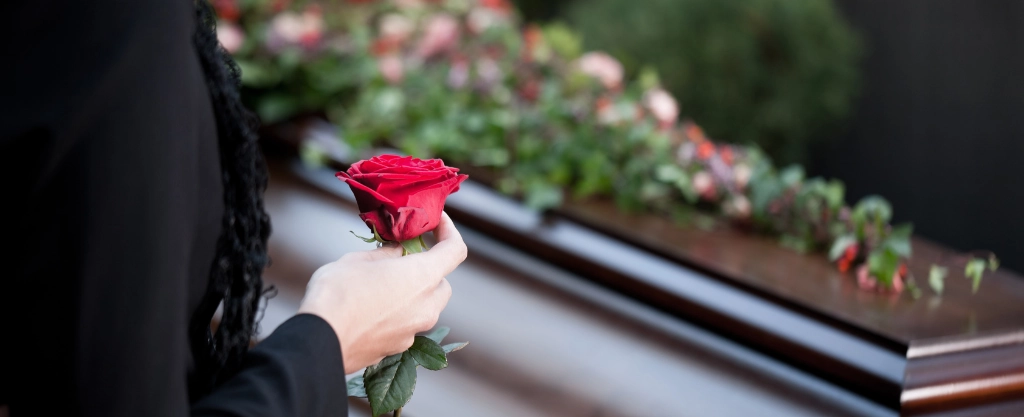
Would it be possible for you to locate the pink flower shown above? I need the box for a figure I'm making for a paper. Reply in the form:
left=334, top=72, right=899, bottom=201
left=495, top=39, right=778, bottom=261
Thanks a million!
left=856, top=265, right=876, bottom=291
left=378, top=54, right=404, bottom=84
left=216, top=21, right=245, bottom=54
left=266, top=9, right=324, bottom=50
left=856, top=265, right=905, bottom=294
left=379, top=13, right=414, bottom=43
left=416, top=14, right=460, bottom=59
left=643, top=88, right=679, bottom=130
left=577, top=52, right=624, bottom=90
left=692, top=171, right=716, bottom=201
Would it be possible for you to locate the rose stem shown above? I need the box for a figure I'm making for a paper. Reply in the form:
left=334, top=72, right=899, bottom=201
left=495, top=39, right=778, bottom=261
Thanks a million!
left=393, top=407, right=402, bottom=417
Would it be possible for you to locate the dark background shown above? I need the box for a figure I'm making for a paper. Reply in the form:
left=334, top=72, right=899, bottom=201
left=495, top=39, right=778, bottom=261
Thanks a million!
left=808, top=1, right=1024, bottom=274
left=515, top=0, right=1024, bottom=274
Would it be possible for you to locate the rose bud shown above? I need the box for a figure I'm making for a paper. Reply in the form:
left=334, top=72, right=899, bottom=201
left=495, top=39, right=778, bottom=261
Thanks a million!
left=336, top=155, right=468, bottom=242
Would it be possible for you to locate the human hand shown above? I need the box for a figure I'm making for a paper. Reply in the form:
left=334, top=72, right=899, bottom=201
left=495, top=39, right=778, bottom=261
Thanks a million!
left=298, top=212, right=467, bottom=374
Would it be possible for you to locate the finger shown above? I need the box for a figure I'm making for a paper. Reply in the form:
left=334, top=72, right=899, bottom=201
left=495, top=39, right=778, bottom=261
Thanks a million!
left=408, top=212, right=467, bottom=279
left=432, top=211, right=461, bottom=244
left=430, top=278, right=453, bottom=310
left=350, top=244, right=404, bottom=262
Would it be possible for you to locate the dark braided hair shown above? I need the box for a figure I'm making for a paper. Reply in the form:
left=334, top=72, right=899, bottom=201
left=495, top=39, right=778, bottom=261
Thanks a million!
left=188, top=0, right=274, bottom=399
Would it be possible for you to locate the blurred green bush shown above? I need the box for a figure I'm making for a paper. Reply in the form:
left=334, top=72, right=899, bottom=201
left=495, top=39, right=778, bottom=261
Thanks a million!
left=564, top=0, right=861, bottom=164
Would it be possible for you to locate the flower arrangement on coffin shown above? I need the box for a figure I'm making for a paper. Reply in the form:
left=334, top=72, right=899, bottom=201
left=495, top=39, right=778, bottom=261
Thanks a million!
left=215, top=0, right=998, bottom=295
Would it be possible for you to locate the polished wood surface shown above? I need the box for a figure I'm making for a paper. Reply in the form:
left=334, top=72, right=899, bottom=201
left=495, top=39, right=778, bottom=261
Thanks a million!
left=558, top=200, right=1024, bottom=346
left=258, top=160, right=894, bottom=416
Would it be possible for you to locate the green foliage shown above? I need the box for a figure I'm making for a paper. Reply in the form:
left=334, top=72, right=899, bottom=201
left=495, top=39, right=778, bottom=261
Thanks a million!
left=350, top=328, right=467, bottom=416
left=363, top=351, right=417, bottom=416
left=565, top=0, right=861, bottom=164
left=225, top=0, right=996, bottom=296
left=929, top=265, right=948, bottom=295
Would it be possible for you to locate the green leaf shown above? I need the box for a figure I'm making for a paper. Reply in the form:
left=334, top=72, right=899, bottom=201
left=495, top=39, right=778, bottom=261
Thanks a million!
left=442, top=342, right=469, bottom=354
left=408, top=336, right=447, bottom=371
left=524, top=182, right=563, bottom=210
left=351, top=231, right=378, bottom=243
left=779, top=165, right=805, bottom=187
left=400, top=238, right=427, bottom=255
left=828, top=234, right=857, bottom=261
left=965, top=258, right=986, bottom=293
left=347, top=375, right=367, bottom=398
left=867, top=248, right=900, bottom=286
left=363, top=351, right=418, bottom=417
left=779, top=235, right=810, bottom=254
left=882, top=224, right=913, bottom=258
left=929, top=265, right=948, bottom=295
left=825, top=180, right=845, bottom=209
left=988, top=254, right=1000, bottom=271
left=853, top=195, right=893, bottom=224
left=423, top=327, right=451, bottom=344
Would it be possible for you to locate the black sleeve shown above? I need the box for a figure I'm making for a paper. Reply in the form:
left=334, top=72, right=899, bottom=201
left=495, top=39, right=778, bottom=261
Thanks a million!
left=192, top=315, right=348, bottom=417
left=0, top=1, right=347, bottom=416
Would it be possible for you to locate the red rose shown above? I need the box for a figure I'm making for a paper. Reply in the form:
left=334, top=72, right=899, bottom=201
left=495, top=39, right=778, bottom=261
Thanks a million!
left=336, top=155, right=468, bottom=242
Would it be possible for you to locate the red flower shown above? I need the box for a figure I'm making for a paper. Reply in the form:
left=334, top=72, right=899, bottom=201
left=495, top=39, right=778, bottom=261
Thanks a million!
left=519, top=78, right=540, bottom=102
left=837, top=244, right=857, bottom=272
left=213, top=0, right=240, bottom=22
left=685, top=123, right=709, bottom=143
left=480, top=0, right=512, bottom=12
left=696, top=142, right=716, bottom=160
left=336, top=155, right=468, bottom=242
left=720, top=147, right=735, bottom=165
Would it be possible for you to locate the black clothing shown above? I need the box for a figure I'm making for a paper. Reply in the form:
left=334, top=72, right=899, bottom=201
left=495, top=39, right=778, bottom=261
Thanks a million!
left=0, top=1, right=346, bottom=415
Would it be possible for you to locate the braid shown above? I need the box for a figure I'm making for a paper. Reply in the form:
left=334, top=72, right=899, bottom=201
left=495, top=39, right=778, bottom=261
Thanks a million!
left=188, top=0, right=274, bottom=399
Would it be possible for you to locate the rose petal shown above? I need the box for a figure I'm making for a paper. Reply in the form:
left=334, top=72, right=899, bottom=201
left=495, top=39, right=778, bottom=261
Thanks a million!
left=336, top=171, right=397, bottom=213
left=360, top=210, right=397, bottom=241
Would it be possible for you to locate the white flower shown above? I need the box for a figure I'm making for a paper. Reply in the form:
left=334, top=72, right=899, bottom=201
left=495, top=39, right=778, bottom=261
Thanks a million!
left=726, top=195, right=751, bottom=219
left=676, top=142, right=696, bottom=164
left=643, top=88, right=679, bottom=130
left=692, top=171, right=716, bottom=200
left=448, top=59, right=469, bottom=89
left=269, top=12, right=305, bottom=44
left=216, top=21, right=245, bottom=54
left=379, top=13, right=414, bottom=43
left=476, top=58, right=503, bottom=86
left=733, top=163, right=752, bottom=189
left=467, top=8, right=509, bottom=34
left=577, top=52, right=624, bottom=90
left=266, top=10, right=323, bottom=49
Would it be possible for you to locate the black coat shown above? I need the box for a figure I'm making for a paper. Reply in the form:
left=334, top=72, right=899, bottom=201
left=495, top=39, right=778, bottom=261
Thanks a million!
left=0, top=1, right=347, bottom=415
